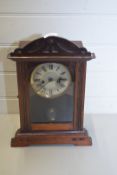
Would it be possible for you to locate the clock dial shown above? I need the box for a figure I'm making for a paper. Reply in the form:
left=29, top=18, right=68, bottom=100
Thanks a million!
left=30, top=63, right=71, bottom=98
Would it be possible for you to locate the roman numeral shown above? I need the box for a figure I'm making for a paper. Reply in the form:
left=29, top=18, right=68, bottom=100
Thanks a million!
left=49, top=64, right=53, bottom=70
left=34, top=78, right=40, bottom=82
left=36, top=72, right=41, bottom=75
left=60, top=83, right=65, bottom=88
left=60, top=71, right=66, bottom=75
left=42, top=66, right=46, bottom=72
left=56, top=66, right=60, bottom=71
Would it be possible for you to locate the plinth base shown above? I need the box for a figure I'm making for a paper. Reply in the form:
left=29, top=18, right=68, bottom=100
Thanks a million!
left=11, top=129, right=92, bottom=147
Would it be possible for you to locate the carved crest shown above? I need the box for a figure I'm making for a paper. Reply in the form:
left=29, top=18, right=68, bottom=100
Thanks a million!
left=10, top=36, right=91, bottom=56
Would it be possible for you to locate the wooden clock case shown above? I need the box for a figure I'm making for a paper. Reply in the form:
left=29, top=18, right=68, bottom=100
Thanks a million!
left=8, top=36, right=95, bottom=147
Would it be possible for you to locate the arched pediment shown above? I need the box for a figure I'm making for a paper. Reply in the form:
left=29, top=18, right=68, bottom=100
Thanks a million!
left=10, top=36, right=90, bottom=56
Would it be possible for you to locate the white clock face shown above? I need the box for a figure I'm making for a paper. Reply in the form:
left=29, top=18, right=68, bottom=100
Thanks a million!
left=30, top=63, right=71, bottom=98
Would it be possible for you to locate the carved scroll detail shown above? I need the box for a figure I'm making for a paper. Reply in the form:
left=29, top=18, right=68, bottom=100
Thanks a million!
left=10, top=36, right=91, bottom=56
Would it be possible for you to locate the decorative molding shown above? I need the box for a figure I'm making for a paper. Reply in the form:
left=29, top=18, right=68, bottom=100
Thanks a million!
left=10, top=36, right=91, bottom=56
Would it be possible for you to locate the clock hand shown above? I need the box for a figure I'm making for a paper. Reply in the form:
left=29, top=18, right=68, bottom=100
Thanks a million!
left=38, top=81, right=49, bottom=91
left=38, top=78, right=55, bottom=91
left=48, top=77, right=54, bottom=82
left=57, top=77, right=67, bottom=83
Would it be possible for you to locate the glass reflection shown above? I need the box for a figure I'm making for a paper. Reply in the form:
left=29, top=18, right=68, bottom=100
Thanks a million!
left=29, top=82, right=74, bottom=123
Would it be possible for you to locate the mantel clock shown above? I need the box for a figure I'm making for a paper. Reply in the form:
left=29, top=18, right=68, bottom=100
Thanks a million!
left=8, top=35, right=95, bottom=147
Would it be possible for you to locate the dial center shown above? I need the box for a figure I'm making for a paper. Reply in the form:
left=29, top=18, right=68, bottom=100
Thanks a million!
left=48, top=77, right=54, bottom=82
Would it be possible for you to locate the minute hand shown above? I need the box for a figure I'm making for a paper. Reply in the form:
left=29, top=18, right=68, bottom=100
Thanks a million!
left=38, top=79, right=56, bottom=91
left=38, top=81, right=49, bottom=91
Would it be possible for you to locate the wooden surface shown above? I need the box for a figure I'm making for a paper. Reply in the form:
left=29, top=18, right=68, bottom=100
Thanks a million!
left=8, top=37, right=93, bottom=146
left=0, top=114, right=116, bottom=175
left=31, top=123, right=73, bottom=131
left=11, top=129, right=92, bottom=147
left=8, top=38, right=94, bottom=62
left=16, top=62, right=31, bottom=132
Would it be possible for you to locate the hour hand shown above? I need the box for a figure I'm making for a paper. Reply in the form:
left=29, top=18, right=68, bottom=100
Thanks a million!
left=57, top=77, right=67, bottom=83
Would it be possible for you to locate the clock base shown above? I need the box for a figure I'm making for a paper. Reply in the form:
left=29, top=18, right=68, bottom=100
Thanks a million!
left=11, top=129, right=92, bottom=147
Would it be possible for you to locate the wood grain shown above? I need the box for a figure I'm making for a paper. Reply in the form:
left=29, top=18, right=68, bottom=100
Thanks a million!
left=9, top=37, right=94, bottom=146
left=11, top=129, right=92, bottom=147
left=31, top=123, right=73, bottom=131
